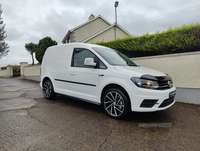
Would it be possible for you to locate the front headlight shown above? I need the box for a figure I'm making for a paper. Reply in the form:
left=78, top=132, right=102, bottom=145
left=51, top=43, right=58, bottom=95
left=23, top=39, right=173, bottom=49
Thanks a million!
left=131, top=77, right=159, bottom=89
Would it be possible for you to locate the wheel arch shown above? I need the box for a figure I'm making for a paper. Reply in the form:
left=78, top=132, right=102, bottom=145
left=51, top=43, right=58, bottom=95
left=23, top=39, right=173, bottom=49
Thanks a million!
left=101, top=83, right=131, bottom=105
left=41, top=76, right=57, bottom=99
left=42, top=77, right=51, bottom=85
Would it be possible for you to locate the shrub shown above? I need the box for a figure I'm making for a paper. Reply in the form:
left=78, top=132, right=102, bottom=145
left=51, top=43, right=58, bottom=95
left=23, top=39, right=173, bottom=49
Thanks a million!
left=97, top=24, right=200, bottom=57
left=1, top=66, right=6, bottom=70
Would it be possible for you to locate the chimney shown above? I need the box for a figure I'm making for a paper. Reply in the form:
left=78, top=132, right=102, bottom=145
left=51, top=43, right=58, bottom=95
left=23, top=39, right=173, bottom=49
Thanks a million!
left=89, top=14, right=95, bottom=21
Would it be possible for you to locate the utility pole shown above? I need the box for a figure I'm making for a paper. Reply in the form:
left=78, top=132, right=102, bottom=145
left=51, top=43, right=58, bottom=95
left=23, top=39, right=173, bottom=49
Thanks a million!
left=114, top=1, right=119, bottom=40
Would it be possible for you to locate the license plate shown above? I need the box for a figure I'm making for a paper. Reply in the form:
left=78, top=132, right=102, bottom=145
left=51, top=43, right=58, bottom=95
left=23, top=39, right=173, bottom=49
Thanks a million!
left=169, top=91, right=176, bottom=98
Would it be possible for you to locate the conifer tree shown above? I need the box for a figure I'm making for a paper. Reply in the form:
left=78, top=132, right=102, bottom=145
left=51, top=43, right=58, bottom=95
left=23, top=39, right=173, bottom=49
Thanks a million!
left=0, top=4, right=9, bottom=59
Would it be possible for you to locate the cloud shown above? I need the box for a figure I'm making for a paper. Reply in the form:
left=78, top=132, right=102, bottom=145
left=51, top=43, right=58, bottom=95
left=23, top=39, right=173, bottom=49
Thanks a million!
left=0, top=0, right=200, bottom=67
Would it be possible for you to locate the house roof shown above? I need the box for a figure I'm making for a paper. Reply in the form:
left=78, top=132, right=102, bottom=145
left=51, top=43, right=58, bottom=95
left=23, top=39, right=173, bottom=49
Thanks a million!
left=81, top=23, right=132, bottom=43
left=62, top=15, right=132, bottom=43
left=71, top=15, right=111, bottom=32
left=62, top=15, right=111, bottom=43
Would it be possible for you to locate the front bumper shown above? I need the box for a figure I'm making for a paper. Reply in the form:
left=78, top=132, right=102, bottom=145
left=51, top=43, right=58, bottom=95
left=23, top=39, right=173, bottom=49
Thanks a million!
left=129, top=86, right=176, bottom=112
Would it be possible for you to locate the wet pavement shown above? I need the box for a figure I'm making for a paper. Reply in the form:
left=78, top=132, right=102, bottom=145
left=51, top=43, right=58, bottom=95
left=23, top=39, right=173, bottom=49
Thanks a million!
left=0, top=77, right=200, bottom=151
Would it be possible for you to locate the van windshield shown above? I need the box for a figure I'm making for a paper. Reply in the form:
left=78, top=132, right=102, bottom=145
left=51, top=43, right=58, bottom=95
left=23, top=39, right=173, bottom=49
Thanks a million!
left=92, top=47, right=138, bottom=66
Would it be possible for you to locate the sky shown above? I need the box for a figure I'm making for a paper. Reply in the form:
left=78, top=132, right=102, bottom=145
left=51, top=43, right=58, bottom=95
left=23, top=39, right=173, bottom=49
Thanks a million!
left=0, top=0, right=200, bottom=67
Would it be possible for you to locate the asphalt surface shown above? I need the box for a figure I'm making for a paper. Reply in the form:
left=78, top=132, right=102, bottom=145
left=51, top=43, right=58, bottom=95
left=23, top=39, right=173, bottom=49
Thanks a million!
left=0, top=77, right=200, bottom=151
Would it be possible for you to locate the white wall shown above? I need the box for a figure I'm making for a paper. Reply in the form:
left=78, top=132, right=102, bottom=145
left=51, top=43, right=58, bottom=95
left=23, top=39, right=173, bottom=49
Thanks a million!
left=24, top=65, right=40, bottom=76
left=133, top=52, right=200, bottom=105
left=0, top=66, right=13, bottom=78
left=133, top=52, right=200, bottom=89
left=23, top=65, right=40, bottom=81
left=0, top=69, right=8, bottom=77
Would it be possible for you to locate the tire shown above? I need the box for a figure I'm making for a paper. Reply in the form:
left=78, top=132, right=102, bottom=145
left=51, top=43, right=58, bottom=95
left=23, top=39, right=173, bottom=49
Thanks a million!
left=102, top=88, right=130, bottom=119
left=42, top=79, right=57, bottom=100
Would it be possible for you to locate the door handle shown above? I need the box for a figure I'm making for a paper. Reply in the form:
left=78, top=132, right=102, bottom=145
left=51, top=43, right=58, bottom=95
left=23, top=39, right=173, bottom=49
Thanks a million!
left=99, top=74, right=104, bottom=77
left=70, top=72, right=76, bottom=76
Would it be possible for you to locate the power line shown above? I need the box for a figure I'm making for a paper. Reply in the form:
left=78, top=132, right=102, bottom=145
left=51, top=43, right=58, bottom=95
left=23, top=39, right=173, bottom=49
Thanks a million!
left=123, top=5, right=200, bottom=28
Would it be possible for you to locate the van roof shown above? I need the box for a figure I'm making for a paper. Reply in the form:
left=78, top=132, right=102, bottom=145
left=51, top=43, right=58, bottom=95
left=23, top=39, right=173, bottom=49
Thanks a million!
left=49, top=43, right=105, bottom=49
left=67, top=43, right=107, bottom=49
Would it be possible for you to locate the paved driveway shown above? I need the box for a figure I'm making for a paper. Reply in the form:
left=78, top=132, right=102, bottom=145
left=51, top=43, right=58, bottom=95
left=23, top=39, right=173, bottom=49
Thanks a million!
left=0, top=77, right=200, bottom=151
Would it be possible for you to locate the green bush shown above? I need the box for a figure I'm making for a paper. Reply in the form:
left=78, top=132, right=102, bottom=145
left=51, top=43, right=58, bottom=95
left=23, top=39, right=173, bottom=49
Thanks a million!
left=1, top=66, right=6, bottom=70
left=97, top=24, right=200, bottom=57
left=13, top=65, right=20, bottom=77
left=13, top=65, right=20, bottom=73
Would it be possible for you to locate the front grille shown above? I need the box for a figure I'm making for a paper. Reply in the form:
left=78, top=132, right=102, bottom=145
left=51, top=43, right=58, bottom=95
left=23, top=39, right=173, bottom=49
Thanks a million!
left=156, top=76, right=173, bottom=90
left=140, top=99, right=158, bottom=108
left=158, top=80, right=171, bottom=90
left=159, top=97, right=175, bottom=108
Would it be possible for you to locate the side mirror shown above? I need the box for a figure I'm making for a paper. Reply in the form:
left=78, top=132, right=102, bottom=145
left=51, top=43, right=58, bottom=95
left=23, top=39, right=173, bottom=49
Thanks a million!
left=84, top=58, right=97, bottom=67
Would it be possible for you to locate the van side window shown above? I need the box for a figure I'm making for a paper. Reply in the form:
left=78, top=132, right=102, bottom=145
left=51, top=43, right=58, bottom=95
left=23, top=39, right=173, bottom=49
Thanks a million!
left=99, top=60, right=107, bottom=69
left=72, top=48, right=96, bottom=68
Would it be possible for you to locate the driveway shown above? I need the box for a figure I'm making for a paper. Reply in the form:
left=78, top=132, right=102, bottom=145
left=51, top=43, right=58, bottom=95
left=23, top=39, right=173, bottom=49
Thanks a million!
left=0, top=77, right=200, bottom=151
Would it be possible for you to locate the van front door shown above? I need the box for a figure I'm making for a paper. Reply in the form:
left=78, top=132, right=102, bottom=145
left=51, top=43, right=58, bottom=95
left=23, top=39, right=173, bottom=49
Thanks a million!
left=69, top=48, right=99, bottom=103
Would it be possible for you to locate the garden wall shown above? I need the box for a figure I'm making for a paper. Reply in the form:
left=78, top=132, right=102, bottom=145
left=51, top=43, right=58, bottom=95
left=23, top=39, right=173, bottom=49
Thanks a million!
left=133, top=51, right=200, bottom=104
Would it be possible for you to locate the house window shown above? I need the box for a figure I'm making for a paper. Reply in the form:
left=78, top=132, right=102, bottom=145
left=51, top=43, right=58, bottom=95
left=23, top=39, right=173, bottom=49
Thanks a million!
left=67, top=37, right=70, bottom=43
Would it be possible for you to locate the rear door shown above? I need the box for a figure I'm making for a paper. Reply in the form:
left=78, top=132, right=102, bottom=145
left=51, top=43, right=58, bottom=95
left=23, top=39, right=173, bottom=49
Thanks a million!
left=69, top=48, right=99, bottom=103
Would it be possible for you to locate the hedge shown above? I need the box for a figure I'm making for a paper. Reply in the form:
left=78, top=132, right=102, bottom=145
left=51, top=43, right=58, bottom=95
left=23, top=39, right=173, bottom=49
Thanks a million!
left=1, top=66, right=6, bottom=70
left=97, top=24, right=200, bottom=57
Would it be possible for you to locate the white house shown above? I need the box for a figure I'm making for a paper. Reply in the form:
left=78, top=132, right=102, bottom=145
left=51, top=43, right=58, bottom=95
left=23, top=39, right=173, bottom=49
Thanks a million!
left=62, top=14, right=132, bottom=43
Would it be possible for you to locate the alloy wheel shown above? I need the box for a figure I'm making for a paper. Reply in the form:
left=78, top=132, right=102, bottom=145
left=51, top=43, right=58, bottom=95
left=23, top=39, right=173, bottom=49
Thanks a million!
left=43, top=80, right=52, bottom=98
left=104, top=91, right=125, bottom=117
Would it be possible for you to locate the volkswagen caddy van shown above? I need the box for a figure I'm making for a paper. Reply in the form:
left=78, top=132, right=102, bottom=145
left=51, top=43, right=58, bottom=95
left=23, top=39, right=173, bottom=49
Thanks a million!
left=40, top=43, right=176, bottom=119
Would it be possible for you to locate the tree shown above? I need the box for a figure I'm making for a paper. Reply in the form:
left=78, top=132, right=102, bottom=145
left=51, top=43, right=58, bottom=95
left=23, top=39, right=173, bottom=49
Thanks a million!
left=25, top=42, right=38, bottom=65
left=36, top=36, right=57, bottom=64
left=0, top=4, right=9, bottom=59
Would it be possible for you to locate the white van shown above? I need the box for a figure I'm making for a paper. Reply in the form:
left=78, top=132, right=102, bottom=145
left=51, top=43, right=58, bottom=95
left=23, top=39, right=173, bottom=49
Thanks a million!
left=40, top=43, right=176, bottom=119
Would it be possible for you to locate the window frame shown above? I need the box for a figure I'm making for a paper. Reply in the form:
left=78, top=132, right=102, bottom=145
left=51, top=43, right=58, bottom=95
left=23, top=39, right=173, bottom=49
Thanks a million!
left=71, top=48, right=107, bottom=69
